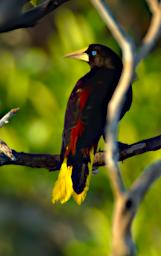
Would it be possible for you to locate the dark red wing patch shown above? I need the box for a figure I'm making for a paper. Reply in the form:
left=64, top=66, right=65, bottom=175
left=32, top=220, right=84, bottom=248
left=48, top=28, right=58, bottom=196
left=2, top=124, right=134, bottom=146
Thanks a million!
left=79, top=88, right=90, bottom=110
left=69, top=119, right=85, bottom=155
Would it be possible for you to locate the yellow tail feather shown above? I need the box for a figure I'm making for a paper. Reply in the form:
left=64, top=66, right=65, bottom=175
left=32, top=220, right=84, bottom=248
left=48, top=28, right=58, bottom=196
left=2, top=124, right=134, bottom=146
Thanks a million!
left=52, top=148, right=95, bottom=205
left=52, top=159, right=73, bottom=204
left=72, top=171, right=91, bottom=205
left=73, top=148, right=95, bottom=205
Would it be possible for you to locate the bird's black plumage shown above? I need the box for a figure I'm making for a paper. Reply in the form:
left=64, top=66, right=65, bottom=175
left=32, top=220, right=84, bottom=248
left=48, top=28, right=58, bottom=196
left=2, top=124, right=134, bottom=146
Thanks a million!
left=52, top=44, right=132, bottom=204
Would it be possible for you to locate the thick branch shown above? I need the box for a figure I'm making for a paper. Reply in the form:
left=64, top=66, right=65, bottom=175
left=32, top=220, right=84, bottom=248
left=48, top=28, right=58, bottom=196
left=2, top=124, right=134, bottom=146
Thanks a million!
left=0, top=150, right=60, bottom=170
left=0, top=134, right=161, bottom=170
left=0, top=0, right=69, bottom=33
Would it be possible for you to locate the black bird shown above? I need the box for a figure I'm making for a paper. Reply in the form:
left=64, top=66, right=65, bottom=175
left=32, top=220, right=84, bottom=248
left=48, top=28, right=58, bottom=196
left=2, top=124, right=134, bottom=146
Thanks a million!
left=52, top=44, right=132, bottom=204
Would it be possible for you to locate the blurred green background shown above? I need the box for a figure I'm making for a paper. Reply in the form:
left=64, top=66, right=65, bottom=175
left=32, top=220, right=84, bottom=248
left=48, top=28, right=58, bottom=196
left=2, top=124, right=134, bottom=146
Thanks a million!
left=0, top=0, right=161, bottom=255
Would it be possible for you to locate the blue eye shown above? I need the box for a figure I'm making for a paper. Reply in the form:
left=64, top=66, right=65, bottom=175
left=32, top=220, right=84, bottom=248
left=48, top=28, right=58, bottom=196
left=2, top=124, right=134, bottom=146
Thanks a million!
left=91, top=50, right=97, bottom=56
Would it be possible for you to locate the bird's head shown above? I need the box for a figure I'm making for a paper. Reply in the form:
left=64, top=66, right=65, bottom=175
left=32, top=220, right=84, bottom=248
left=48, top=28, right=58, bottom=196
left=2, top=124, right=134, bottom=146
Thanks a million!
left=65, top=44, right=122, bottom=69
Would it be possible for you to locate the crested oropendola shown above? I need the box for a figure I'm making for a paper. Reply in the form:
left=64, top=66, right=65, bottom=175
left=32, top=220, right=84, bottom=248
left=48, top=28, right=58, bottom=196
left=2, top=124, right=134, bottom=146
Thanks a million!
left=52, top=44, right=132, bottom=205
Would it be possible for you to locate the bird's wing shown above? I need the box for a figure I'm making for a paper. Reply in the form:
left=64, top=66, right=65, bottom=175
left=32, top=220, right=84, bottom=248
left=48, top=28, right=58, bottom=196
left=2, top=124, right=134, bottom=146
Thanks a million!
left=60, top=70, right=99, bottom=158
left=60, top=67, right=121, bottom=160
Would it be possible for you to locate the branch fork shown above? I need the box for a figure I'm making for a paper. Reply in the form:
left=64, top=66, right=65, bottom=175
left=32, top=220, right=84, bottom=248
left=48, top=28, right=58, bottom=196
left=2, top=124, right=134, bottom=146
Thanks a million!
left=91, top=0, right=161, bottom=255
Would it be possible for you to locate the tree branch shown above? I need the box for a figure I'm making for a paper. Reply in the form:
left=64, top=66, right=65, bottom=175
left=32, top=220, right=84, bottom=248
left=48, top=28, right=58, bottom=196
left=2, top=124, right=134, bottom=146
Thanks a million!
left=130, top=160, right=161, bottom=202
left=136, top=0, right=161, bottom=63
left=0, top=0, right=69, bottom=33
left=91, top=0, right=161, bottom=255
left=0, top=134, right=161, bottom=170
left=91, top=0, right=135, bottom=198
left=0, top=108, right=19, bottom=128
left=111, top=159, right=161, bottom=256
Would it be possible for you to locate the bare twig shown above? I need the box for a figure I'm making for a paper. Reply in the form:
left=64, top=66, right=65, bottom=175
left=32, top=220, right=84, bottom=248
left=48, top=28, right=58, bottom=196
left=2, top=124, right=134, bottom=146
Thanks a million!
left=131, top=160, right=161, bottom=201
left=136, top=0, right=161, bottom=63
left=0, top=0, right=69, bottom=33
left=0, top=108, right=19, bottom=128
left=0, top=108, right=19, bottom=160
left=0, top=140, right=16, bottom=161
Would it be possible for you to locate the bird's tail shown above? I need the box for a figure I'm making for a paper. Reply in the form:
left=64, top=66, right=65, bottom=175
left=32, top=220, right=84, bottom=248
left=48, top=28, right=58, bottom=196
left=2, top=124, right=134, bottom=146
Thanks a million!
left=52, top=148, right=94, bottom=205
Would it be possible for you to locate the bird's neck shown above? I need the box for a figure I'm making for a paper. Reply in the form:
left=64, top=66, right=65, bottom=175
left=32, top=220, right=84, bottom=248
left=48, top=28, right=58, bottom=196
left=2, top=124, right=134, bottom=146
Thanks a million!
left=90, top=63, right=121, bottom=71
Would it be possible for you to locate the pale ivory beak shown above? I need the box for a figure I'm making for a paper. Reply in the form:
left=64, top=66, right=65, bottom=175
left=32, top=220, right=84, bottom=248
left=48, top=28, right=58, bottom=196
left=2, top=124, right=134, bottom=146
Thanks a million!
left=64, top=47, right=89, bottom=62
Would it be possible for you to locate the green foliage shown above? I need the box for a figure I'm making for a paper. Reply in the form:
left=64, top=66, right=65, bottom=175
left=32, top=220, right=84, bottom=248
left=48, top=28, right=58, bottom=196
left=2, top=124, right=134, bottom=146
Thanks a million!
left=30, top=0, right=40, bottom=6
left=0, top=2, right=161, bottom=256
